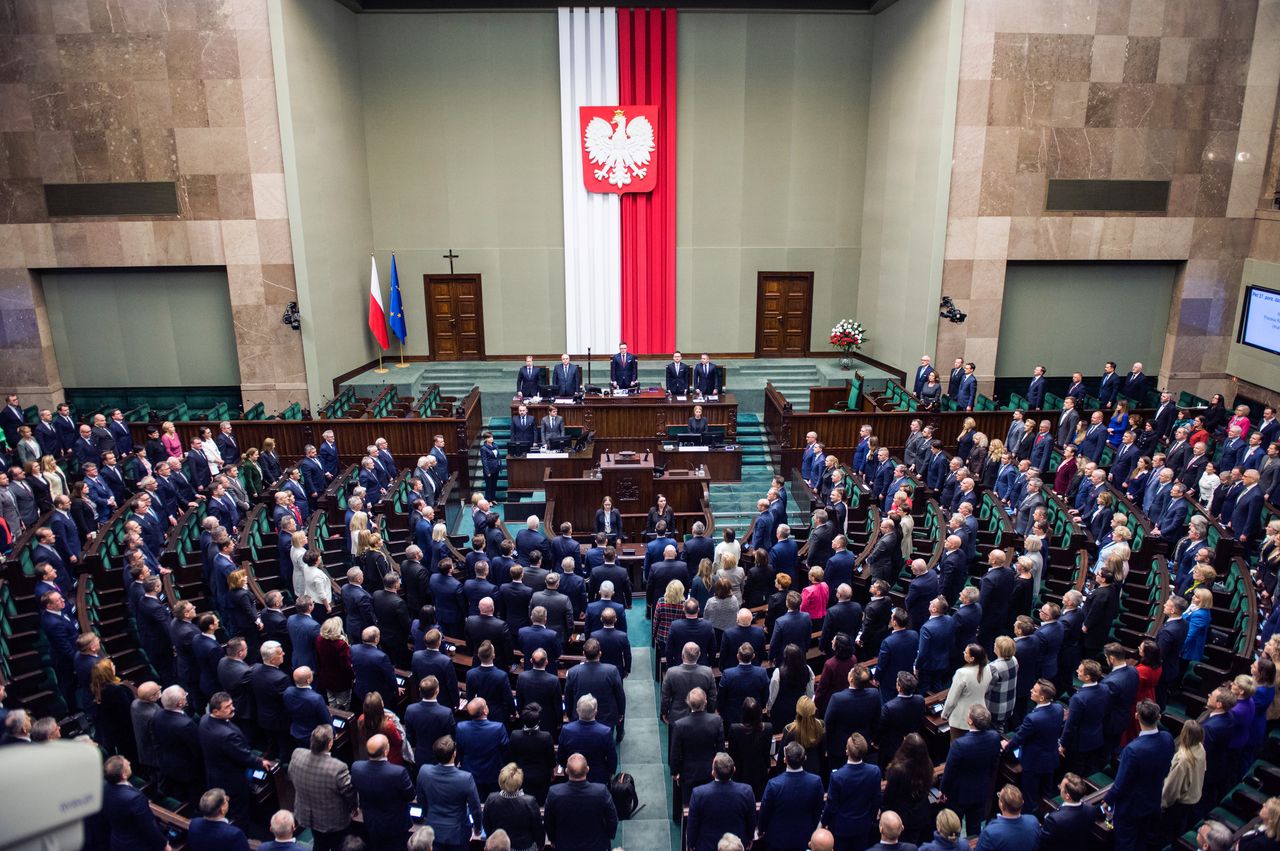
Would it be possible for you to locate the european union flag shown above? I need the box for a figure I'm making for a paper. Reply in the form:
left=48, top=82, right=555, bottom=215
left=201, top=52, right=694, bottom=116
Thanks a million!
left=388, top=253, right=407, bottom=344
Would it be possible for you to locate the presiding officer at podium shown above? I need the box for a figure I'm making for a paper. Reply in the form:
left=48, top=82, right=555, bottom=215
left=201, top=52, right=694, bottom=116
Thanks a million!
left=516, top=356, right=541, bottom=399
left=553, top=354, right=581, bottom=397
left=611, top=342, right=639, bottom=390
left=665, top=352, right=692, bottom=396
left=693, top=354, right=720, bottom=397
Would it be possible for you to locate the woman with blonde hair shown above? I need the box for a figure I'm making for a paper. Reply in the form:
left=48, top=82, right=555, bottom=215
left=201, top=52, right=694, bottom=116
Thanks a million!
left=315, top=616, right=354, bottom=708
left=1161, top=719, right=1206, bottom=844
left=956, top=418, right=977, bottom=462
left=966, top=432, right=990, bottom=479
left=714, top=550, right=745, bottom=602
left=259, top=436, right=281, bottom=483
left=985, top=636, right=1019, bottom=731
left=1023, top=534, right=1044, bottom=598
left=40, top=454, right=68, bottom=499
left=980, top=439, right=1005, bottom=490
left=226, top=569, right=260, bottom=650
left=361, top=532, right=391, bottom=583
left=1239, top=796, right=1280, bottom=851
left=430, top=521, right=451, bottom=570
left=89, top=656, right=134, bottom=758
left=651, top=579, right=686, bottom=655
left=160, top=420, right=183, bottom=459
left=348, top=510, right=369, bottom=558
left=690, top=557, right=716, bottom=610
left=921, top=809, right=964, bottom=850
left=290, top=530, right=310, bottom=598
left=942, top=644, right=988, bottom=739
left=482, top=763, right=544, bottom=851
left=778, top=693, right=824, bottom=773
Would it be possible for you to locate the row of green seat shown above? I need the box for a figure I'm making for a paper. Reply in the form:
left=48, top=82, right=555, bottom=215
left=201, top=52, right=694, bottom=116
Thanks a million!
left=321, top=387, right=359, bottom=419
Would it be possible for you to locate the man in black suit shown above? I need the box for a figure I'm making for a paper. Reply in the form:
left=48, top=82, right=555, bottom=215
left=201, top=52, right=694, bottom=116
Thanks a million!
left=136, top=577, right=174, bottom=685
left=1121, top=361, right=1148, bottom=400
left=152, top=685, right=204, bottom=804
left=198, top=692, right=270, bottom=825
left=1038, top=773, right=1099, bottom=851
left=0, top=394, right=24, bottom=448
left=693, top=353, right=720, bottom=396
left=464, top=597, right=510, bottom=669
left=404, top=675, right=457, bottom=763
left=670, top=687, right=724, bottom=808
left=718, top=609, right=766, bottom=672
left=565, top=638, right=626, bottom=739
left=804, top=508, right=836, bottom=569
left=590, top=606, right=631, bottom=676
left=515, top=355, right=542, bottom=398
left=683, top=521, right=715, bottom=575
left=647, top=544, right=690, bottom=610
left=351, top=734, right=415, bottom=850
left=497, top=564, right=535, bottom=639
left=510, top=404, right=536, bottom=445
left=665, top=351, right=692, bottom=395
left=552, top=353, right=582, bottom=396
left=667, top=599, right=716, bottom=668
left=249, top=641, right=292, bottom=759
left=821, top=584, right=862, bottom=654
left=859, top=581, right=893, bottom=658
left=216, top=638, right=254, bottom=728
left=878, top=671, right=925, bottom=768
left=863, top=517, right=901, bottom=584
left=770, top=592, right=812, bottom=665
left=411, top=630, right=460, bottom=712
left=946, top=358, right=965, bottom=399
left=609, top=342, right=638, bottom=390
left=516, top=648, right=563, bottom=734
left=544, top=753, right=619, bottom=851
left=589, top=549, right=631, bottom=608
left=372, top=573, right=412, bottom=668
left=1151, top=391, right=1177, bottom=441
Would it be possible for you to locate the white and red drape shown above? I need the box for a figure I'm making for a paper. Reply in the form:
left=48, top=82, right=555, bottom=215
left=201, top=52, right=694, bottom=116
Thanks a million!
left=558, top=6, right=676, bottom=356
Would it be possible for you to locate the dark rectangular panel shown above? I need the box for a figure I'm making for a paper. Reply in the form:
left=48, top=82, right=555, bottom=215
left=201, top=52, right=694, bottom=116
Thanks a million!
left=44, top=182, right=180, bottom=217
left=1045, top=179, right=1170, bottom=213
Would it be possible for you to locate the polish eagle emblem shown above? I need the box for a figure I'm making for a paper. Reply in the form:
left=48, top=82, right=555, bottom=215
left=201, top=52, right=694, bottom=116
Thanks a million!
left=581, top=106, right=658, bottom=193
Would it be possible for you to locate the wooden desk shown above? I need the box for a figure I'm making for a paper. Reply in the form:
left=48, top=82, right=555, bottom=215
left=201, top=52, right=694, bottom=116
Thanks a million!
left=545, top=462, right=711, bottom=538
left=507, top=445, right=596, bottom=490
left=510, top=392, right=738, bottom=441
left=508, top=443, right=742, bottom=489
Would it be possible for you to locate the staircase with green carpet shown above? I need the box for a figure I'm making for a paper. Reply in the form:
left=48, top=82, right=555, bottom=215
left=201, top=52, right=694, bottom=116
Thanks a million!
left=706, top=413, right=808, bottom=536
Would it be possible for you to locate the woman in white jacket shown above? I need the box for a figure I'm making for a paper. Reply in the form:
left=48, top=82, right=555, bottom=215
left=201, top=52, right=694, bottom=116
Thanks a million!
left=290, top=530, right=310, bottom=598
left=1161, top=719, right=1206, bottom=846
left=941, top=643, right=989, bottom=740
left=299, top=548, right=334, bottom=611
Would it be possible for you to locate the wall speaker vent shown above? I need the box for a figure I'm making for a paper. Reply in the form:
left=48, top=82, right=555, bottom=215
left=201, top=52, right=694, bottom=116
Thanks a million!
left=1045, top=179, right=1170, bottom=213
left=44, top=182, right=180, bottom=217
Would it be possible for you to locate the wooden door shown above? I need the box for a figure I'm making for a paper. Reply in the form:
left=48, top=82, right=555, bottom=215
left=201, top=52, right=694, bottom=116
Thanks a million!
left=755, top=272, right=813, bottom=357
left=424, top=275, right=485, bottom=360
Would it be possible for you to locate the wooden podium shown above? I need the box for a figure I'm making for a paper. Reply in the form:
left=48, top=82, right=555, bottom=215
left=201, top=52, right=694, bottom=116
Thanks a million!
left=543, top=451, right=711, bottom=539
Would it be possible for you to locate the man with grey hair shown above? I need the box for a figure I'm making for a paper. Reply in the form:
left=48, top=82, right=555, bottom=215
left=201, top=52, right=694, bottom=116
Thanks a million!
left=661, top=642, right=717, bottom=729
left=685, top=520, right=715, bottom=575
left=671, top=688, right=726, bottom=808
left=263, top=809, right=297, bottom=847
left=130, top=680, right=163, bottom=774
left=408, top=825, right=437, bottom=851
left=250, top=640, right=291, bottom=758
left=290, top=725, right=357, bottom=850
left=530, top=570, right=573, bottom=640
left=1056, top=589, right=1086, bottom=693
left=353, top=625, right=400, bottom=705
left=515, top=515, right=549, bottom=567
left=152, top=687, right=202, bottom=804
left=687, top=752, right=755, bottom=851
left=1197, top=821, right=1233, bottom=851
left=558, top=693, right=617, bottom=783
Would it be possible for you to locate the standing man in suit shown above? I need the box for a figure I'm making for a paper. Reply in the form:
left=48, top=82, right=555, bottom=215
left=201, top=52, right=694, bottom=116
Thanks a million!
left=565, top=639, right=626, bottom=739
left=0, top=394, right=23, bottom=448
left=480, top=431, right=501, bottom=503
left=1231, top=469, right=1265, bottom=554
left=1103, top=700, right=1174, bottom=851
left=1077, top=410, right=1107, bottom=462
left=101, top=756, right=169, bottom=850
left=416, top=735, right=484, bottom=851
left=34, top=409, right=60, bottom=459
left=214, top=421, right=239, bottom=466
left=1122, top=362, right=1148, bottom=401
left=957, top=361, right=978, bottom=411
left=661, top=643, right=717, bottom=730
left=510, top=404, right=536, bottom=445
left=946, top=358, right=965, bottom=400
left=670, top=687, right=727, bottom=809
left=1026, top=365, right=1047, bottom=409
left=693, top=353, right=720, bottom=396
left=430, top=434, right=450, bottom=482
left=687, top=752, right=756, bottom=851
left=198, top=692, right=271, bottom=826
left=1039, top=774, right=1098, bottom=851
left=552, top=353, right=581, bottom=396
left=913, top=355, right=934, bottom=397
left=759, top=742, right=826, bottom=850
left=1004, top=679, right=1064, bottom=813
left=559, top=694, right=618, bottom=785
left=1056, top=397, right=1080, bottom=448
left=515, top=355, right=542, bottom=398
left=822, top=733, right=882, bottom=851
left=940, top=704, right=1003, bottom=837
left=544, top=753, right=619, bottom=851
left=350, top=734, right=415, bottom=850
left=289, top=725, right=357, bottom=851
left=610, top=342, right=639, bottom=390
left=283, top=667, right=330, bottom=752
left=875, top=609, right=918, bottom=701
left=978, top=549, right=1015, bottom=651
left=665, top=351, right=692, bottom=396
left=1097, top=361, right=1120, bottom=408
left=914, top=596, right=955, bottom=694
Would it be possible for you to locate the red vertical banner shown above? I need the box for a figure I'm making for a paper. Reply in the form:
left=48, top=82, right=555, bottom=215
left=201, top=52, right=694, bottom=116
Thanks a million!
left=618, top=7, right=677, bottom=355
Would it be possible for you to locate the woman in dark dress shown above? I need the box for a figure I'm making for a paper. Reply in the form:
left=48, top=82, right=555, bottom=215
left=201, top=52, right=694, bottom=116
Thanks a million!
left=779, top=695, right=825, bottom=775
left=226, top=569, right=261, bottom=656
left=1203, top=394, right=1228, bottom=438
left=743, top=548, right=773, bottom=609
left=919, top=371, right=942, bottom=410
left=727, top=698, right=773, bottom=799
left=815, top=633, right=857, bottom=716
left=144, top=426, right=168, bottom=468
left=508, top=705, right=556, bottom=805
left=687, top=405, right=707, bottom=434
left=955, top=419, right=977, bottom=463
left=768, top=644, right=815, bottom=730
left=91, top=658, right=137, bottom=762
left=360, top=533, right=392, bottom=584
left=881, top=733, right=935, bottom=844
left=647, top=495, right=675, bottom=533
left=259, top=437, right=282, bottom=484
left=1008, top=558, right=1035, bottom=626
left=69, top=481, right=98, bottom=543
left=482, top=763, right=545, bottom=851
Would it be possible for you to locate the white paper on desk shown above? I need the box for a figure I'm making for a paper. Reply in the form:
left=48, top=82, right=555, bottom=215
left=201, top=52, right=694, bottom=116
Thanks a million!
left=554, top=398, right=575, bottom=405
left=675, top=395, right=688, bottom=401
left=677, top=445, right=709, bottom=452
left=528, top=452, right=569, bottom=459
left=706, top=395, right=719, bottom=401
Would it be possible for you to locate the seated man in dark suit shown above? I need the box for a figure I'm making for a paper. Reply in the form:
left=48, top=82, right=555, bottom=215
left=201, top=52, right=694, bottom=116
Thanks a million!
left=552, top=353, right=582, bottom=396
left=664, top=351, right=693, bottom=396
left=692, top=353, right=721, bottom=397
left=609, top=342, right=639, bottom=390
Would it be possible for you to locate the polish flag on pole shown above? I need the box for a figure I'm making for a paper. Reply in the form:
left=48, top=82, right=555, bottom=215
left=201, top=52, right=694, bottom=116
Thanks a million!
left=368, top=255, right=389, bottom=350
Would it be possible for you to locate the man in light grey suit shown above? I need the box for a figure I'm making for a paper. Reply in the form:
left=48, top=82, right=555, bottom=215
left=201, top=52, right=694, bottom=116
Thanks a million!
left=529, top=570, right=574, bottom=640
left=1056, top=397, right=1080, bottom=448
left=660, top=642, right=717, bottom=729
left=540, top=405, right=565, bottom=443
left=288, top=725, right=357, bottom=849
left=1015, top=478, right=1046, bottom=536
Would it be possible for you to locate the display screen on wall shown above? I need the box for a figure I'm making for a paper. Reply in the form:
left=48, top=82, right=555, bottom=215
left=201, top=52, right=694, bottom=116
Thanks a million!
left=1237, top=285, right=1280, bottom=357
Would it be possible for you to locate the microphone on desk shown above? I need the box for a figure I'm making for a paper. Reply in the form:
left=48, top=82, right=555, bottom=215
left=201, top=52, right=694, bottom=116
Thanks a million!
left=643, top=450, right=650, bottom=461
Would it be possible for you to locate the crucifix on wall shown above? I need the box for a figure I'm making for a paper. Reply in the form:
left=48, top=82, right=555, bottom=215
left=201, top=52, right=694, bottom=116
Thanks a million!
left=443, top=249, right=459, bottom=273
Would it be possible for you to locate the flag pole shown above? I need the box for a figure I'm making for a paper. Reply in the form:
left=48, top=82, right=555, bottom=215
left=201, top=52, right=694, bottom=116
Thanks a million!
left=374, top=352, right=387, bottom=374
left=396, top=340, right=408, bottom=367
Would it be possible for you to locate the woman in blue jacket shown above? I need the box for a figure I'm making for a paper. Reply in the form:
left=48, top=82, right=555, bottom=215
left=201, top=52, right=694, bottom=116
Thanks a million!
left=1180, top=586, right=1214, bottom=672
